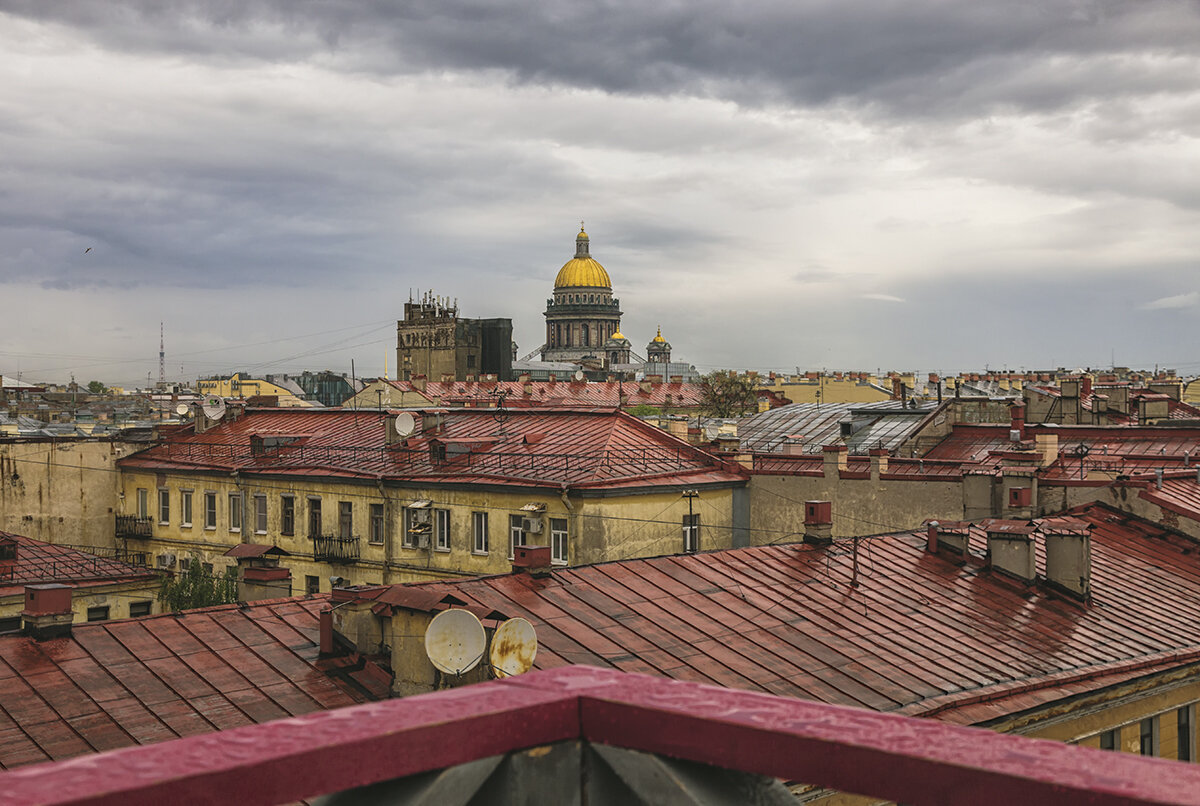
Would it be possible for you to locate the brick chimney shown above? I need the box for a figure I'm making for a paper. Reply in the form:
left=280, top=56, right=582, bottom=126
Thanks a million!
left=869, top=448, right=889, bottom=479
left=982, top=519, right=1036, bottom=583
left=1034, top=433, right=1058, bottom=468
left=512, top=544, right=553, bottom=577
left=822, top=445, right=848, bottom=478
left=21, top=583, right=74, bottom=640
left=927, top=521, right=969, bottom=555
left=1009, top=404, right=1026, bottom=442
left=1041, top=517, right=1091, bottom=600
left=803, top=501, right=833, bottom=546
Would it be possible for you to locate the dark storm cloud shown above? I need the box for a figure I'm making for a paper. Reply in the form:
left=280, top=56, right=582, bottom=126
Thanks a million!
left=8, top=1, right=1200, bottom=118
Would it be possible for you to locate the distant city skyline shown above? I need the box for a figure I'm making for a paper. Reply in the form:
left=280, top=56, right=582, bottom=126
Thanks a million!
left=2, top=1, right=1199, bottom=386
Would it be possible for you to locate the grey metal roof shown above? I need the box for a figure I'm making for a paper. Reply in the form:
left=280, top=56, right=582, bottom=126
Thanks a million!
left=737, top=401, right=935, bottom=454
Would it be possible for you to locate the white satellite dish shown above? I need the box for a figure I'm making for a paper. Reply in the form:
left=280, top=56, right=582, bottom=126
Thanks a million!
left=489, top=617, right=538, bottom=678
left=175, top=403, right=189, bottom=416
left=425, top=609, right=486, bottom=675
left=573, top=370, right=585, bottom=382
left=394, top=412, right=415, bottom=438
left=201, top=396, right=227, bottom=420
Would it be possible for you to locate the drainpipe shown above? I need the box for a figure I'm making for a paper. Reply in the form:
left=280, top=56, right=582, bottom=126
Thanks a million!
left=377, top=477, right=391, bottom=583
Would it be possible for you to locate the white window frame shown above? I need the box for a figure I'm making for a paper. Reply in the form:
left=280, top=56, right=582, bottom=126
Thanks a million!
left=158, top=488, right=170, bottom=525
left=254, top=494, right=268, bottom=535
left=136, top=488, right=149, bottom=519
left=204, top=491, right=217, bottom=530
left=550, top=517, right=568, bottom=565
left=180, top=490, right=193, bottom=528
left=435, top=509, right=451, bottom=552
left=228, top=492, right=242, bottom=533
left=683, top=514, right=700, bottom=553
left=509, top=514, right=524, bottom=560
left=473, top=511, right=489, bottom=554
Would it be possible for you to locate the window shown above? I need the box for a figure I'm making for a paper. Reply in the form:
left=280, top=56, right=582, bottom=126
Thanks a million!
left=510, top=514, right=524, bottom=559
left=551, top=518, right=568, bottom=565
left=683, top=514, right=700, bottom=553
left=473, top=512, right=489, bottom=554
left=308, top=497, right=322, bottom=537
left=435, top=509, right=450, bottom=551
left=1180, top=706, right=1194, bottom=762
left=228, top=493, right=242, bottom=532
left=369, top=504, right=384, bottom=545
left=404, top=504, right=433, bottom=548
left=129, top=600, right=152, bottom=618
left=254, top=494, right=268, bottom=534
left=1100, top=729, right=1117, bottom=751
left=204, top=492, right=217, bottom=529
left=339, top=501, right=353, bottom=539
left=281, top=495, right=295, bottom=536
left=1141, top=717, right=1158, bottom=756
left=86, top=606, right=110, bottom=622
left=467, top=354, right=476, bottom=368
left=157, top=489, right=170, bottom=524
left=181, top=490, right=193, bottom=527
left=0, top=616, right=21, bottom=635
left=305, top=575, right=320, bottom=595
left=202, top=562, right=214, bottom=575
left=136, top=488, right=149, bottom=518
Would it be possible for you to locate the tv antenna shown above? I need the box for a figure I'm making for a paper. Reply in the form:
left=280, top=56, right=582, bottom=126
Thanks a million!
left=424, top=609, right=486, bottom=676
left=489, top=617, right=538, bottom=678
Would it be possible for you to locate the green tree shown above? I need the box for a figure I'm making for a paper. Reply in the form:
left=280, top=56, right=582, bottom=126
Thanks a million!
left=86, top=380, right=108, bottom=394
left=698, top=371, right=759, bottom=418
left=158, top=556, right=239, bottom=612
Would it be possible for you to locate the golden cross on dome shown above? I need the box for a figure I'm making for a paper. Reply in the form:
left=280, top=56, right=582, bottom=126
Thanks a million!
left=580, top=220, right=585, bottom=231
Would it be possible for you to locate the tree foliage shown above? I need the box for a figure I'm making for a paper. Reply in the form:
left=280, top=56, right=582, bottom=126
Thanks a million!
left=86, top=380, right=108, bottom=394
left=698, top=371, right=760, bottom=418
left=158, top=556, right=239, bottom=612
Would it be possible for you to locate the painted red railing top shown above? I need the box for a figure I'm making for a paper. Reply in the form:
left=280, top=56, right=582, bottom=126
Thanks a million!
left=3, top=665, right=1199, bottom=806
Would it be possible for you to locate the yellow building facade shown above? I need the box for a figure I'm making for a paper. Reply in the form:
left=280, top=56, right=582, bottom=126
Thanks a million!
left=195, top=373, right=312, bottom=407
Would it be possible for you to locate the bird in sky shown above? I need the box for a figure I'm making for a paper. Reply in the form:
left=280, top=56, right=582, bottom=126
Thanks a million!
left=84, top=247, right=92, bottom=253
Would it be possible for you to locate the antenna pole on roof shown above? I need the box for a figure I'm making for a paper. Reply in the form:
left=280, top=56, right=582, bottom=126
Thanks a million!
left=851, top=536, right=861, bottom=588
left=351, top=359, right=359, bottom=429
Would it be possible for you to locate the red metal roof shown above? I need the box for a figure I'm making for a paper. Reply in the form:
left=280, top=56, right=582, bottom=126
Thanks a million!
left=0, top=597, right=384, bottom=770
left=368, top=503, right=1200, bottom=724
left=0, top=531, right=157, bottom=598
left=386, top=378, right=704, bottom=408
left=118, top=408, right=745, bottom=490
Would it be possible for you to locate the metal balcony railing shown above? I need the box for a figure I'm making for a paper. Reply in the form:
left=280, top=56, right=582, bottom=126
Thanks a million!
left=115, top=515, right=154, bottom=539
left=310, top=533, right=360, bottom=564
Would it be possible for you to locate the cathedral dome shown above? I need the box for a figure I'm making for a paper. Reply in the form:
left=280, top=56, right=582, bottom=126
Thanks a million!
left=554, top=225, right=612, bottom=289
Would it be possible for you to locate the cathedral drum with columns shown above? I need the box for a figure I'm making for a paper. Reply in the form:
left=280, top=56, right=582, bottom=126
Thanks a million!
left=541, top=225, right=624, bottom=365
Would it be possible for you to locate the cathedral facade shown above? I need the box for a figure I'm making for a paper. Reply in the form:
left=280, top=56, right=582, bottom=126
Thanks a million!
left=541, top=226, right=623, bottom=364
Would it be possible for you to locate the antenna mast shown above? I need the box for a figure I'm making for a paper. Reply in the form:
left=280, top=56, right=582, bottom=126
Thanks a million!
left=159, top=322, right=165, bottom=388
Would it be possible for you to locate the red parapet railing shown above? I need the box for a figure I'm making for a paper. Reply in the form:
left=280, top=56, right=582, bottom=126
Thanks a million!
left=2, top=665, right=1200, bottom=806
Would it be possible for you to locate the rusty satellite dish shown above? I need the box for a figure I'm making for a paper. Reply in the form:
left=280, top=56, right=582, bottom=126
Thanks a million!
left=424, top=608, right=486, bottom=676
left=489, top=617, right=538, bottom=678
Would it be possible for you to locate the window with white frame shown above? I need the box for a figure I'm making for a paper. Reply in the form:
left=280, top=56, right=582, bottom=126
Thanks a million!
left=683, top=514, right=700, bottom=553
left=435, top=509, right=450, bottom=551
left=204, top=492, right=217, bottom=529
left=551, top=518, right=568, bottom=565
left=181, top=490, right=193, bottom=527
left=509, top=514, right=524, bottom=559
left=369, top=503, right=384, bottom=545
left=404, top=501, right=433, bottom=548
left=228, top=493, right=242, bottom=532
left=254, top=494, right=267, bottom=534
left=136, top=488, right=149, bottom=518
left=473, top=512, right=489, bottom=554
left=158, top=489, right=170, bottom=524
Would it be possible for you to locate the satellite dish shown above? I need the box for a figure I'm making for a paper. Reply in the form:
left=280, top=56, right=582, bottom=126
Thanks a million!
left=573, top=370, right=585, bottom=382
left=175, top=403, right=190, bottom=416
left=425, top=609, right=486, bottom=675
left=394, top=412, right=415, bottom=438
left=201, top=396, right=227, bottom=420
left=489, top=617, right=537, bottom=678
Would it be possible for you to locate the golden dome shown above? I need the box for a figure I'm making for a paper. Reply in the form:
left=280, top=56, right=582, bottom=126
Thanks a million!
left=652, top=326, right=666, bottom=343
left=554, top=225, right=611, bottom=288
left=611, top=330, right=626, bottom=341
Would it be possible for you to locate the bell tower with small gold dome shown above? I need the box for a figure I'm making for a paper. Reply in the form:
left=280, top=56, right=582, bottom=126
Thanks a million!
left=542, top=224, right=624, bottom=365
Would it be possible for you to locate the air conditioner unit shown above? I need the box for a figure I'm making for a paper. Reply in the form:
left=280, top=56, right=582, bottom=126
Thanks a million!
left=179, top=558, right=192, bottom=572
left=412, top=508, right=432, bottom=524
left=157, top=553, right=177, bottom=569
left=417, top=534, right=431, bottom=549
left=522, top=517, right=544, bottom=534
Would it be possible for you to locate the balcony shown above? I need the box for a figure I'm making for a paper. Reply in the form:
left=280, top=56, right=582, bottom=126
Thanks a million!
left=3, top=665, right=1199, bottom=806
left=310, top=533, right=360, bottom=564
left=114, top=515, right=153, bottom=539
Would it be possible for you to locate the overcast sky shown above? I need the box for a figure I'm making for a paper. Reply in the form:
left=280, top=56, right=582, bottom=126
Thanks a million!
left=2, top=1, right=1199, bottom=387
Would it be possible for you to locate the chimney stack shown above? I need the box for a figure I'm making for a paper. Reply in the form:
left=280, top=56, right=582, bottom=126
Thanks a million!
left=822, top=444, right=848, bottom=478
left=982, top=519, right=1036, bottom=583
left=1041, top=517, right=1092, bottom=600
left=1009, top=404, right=1026, bottom=442
left=927, top=521, right=969, bottom=555
left=1034, top=433, right=1059, bottom=468
left=869, top=448, right=889, bottom=478
left=803, top=501, right=833, bottom=546
left=21, top=584, right=74, bottom=640
left=512, top=544, right=553, bottom=577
